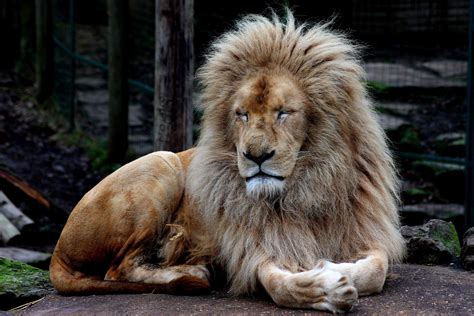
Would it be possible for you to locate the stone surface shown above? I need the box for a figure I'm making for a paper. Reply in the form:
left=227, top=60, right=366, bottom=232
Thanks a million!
left=401, top=187, right=432, bottom=204
left=17, top=264, right=474, bottom=315
left=75, top=78, right=153, bottom=157
left=0, top=247, right=51, bottom=269
left=399, top=203, right=464, bottom=230
left=0, top=213, right=20, bottom=245
left=76, top=90, right=109, bottom=105
left=0, top=258, right=53, bottom=310
left=376, top=113, right=407, bottom=131
left=74, top=77, right=106, bottom=90
left=401, top=204, right=464, bottom=219
left=461, top=227, right=474, bottom=271
left=401, top=219, right=461, bottom=265
left=375, top=102, right=418, bottom=116
left=434, top=132, right=465, bottom=157
left=420, top=60, right=467, bottom=79
left=364, top=62, right=465, bottom=88
left=411, top=160, right=464, bottom=180
left=434, top=132, right=465, bottom=143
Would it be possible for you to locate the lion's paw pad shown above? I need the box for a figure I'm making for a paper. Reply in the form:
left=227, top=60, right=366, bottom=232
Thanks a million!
left=287, top=268, right=358, bottom=313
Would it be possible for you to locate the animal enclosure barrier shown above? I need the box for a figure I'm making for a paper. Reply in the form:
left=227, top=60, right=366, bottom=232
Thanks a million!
left=49, top=0, right=473, bottom=229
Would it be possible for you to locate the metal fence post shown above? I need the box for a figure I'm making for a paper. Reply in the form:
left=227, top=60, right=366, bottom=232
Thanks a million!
left=465, top=0, right=474, bottom=230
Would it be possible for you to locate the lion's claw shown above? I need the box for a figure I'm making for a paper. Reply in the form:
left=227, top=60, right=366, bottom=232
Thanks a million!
left=274, top=267, right=358, bottom=313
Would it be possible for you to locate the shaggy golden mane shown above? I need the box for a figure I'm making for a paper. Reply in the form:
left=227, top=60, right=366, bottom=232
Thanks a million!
left=188, top=11, right=405, bottom=294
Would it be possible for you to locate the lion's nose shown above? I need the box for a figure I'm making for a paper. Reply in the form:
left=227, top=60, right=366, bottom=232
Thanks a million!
left=243, top=150, right=275, bottom=165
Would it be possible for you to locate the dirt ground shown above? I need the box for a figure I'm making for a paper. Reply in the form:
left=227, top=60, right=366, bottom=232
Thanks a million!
left=14, top=264, right=474, bottom=315
left=0, top=73, right=104, bottom=252
left=0, top=75, right=102, bottom=213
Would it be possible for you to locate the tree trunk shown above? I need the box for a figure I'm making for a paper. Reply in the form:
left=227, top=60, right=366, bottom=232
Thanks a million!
left=16, top=0, right=35, bottom=77
left=0, top=0, right=20, bottom=69
left=107, top=0, right=129, bottom=162
left=35, top=0, right=54, bottom=102
left=154, top=0, right=194, bottom=152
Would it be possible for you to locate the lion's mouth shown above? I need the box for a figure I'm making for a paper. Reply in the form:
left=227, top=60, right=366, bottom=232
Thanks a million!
left=246, top=171, right=285, bottom=182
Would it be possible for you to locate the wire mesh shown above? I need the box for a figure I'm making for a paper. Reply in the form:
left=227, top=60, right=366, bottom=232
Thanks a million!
left=343, top=0, right=469, bottom=231
left=50, top=0, right=471, bottom=230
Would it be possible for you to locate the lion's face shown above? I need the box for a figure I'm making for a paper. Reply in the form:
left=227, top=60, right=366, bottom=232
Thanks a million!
left=230, top=74, right=309, bottom=198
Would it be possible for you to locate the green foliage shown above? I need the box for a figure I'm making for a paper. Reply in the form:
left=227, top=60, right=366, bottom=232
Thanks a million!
left=374, top=105, right=404, bottom=118
left=404, top=187, right=431, bottom=197
left=367, top=80, right=389, bottom=95
left=412, top=160, right=463, bottom=176
left=54, top=131, right=121, bottom=173
left=402, top=186, right=433, bottom=204
left=399, top=126, right=420, bottom=147
left=431, top=222, right=461, bottom=257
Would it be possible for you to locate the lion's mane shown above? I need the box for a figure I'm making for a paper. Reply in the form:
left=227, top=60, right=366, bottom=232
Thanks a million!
left=188, top=11, right=405, bottom=294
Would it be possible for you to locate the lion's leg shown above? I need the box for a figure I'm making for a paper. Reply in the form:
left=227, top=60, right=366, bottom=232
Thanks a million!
left=323, top=250, right=388, bottom=296
left=257, top=261, right=358, bottom=313
left=103, top=231, right=210, bottom=287
left=106, top=263, right=210, bottom=285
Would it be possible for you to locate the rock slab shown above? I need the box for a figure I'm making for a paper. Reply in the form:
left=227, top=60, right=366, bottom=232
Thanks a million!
left=461, top=227, right=474, bottom=271
left=0, top=258, right=53, bottom=310
left=18, top=264, right=474, bottom=315
left=401, top=219, right=461, bottom=265
left=0, top=247, right=51, bottom=269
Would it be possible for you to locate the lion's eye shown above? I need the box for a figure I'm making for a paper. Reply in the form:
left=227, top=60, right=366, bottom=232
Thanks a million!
left=277, top=110, right=289, bottom=120
left=237, top=112, right=248, bottom=122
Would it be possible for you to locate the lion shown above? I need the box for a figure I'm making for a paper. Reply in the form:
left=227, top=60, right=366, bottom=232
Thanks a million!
left=49, top=11, right=405, bottom=313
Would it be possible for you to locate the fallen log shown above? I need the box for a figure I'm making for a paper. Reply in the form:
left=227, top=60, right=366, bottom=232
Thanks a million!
left=0, top=191, right=34, bottom=230
left=0, top=169, right=50, bottom=209
left=0, top=213, right=20, bottom=245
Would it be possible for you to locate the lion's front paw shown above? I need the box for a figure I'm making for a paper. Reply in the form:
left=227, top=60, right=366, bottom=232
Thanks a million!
left=185, top=264, right=210, bottom=282
left=273, top=267, right=358, bottom=313
left=316, top=269, right=358, bottom=313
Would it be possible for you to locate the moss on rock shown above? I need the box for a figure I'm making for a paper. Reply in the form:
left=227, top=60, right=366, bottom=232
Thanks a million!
left=0, top=258, right=53, bottom=310
left=401, top=219, right=461, bottom=265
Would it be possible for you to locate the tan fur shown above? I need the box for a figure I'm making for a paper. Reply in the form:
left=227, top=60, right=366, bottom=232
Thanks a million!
left=50, top=11, right=405, bottom=313
left=189, top=10, right=404, bottom=296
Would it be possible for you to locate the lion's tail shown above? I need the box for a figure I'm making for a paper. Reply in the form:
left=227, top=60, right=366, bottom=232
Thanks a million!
left=49, top=256, right=210, bottom=296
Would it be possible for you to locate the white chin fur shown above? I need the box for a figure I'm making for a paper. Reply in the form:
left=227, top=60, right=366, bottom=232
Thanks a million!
left=246, top=176, right=285, bottom=198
